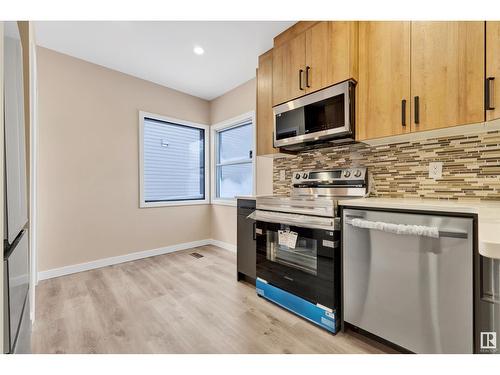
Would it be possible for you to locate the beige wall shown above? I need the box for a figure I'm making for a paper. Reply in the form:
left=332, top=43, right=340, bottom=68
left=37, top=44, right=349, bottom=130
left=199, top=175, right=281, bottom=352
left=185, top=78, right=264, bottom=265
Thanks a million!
left=210, top=205, right=237, bottom=246
left=37, top=47, right=212, bottom=272
left=210, top=79, right=256, bottom=124
left=209, top=78, right=273, bottom=246
left=210, top=78, right=273, bottom=197
left=37, top=47, right=271, bottom=272
left=210, top=80, right=257, bottom=246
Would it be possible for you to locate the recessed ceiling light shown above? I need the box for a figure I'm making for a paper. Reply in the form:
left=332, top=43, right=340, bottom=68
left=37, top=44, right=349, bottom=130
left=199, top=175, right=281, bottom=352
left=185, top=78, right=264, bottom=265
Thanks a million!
left=193, top=46, right=204, bottom=55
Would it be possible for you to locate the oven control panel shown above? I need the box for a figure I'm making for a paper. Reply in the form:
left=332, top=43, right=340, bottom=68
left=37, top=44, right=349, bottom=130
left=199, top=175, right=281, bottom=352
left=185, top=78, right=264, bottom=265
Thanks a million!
left=292, top=167, right=367, bottom=185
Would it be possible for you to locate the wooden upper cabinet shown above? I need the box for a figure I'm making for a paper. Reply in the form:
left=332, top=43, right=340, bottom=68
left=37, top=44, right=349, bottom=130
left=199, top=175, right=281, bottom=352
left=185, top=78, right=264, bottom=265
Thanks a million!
left=357, top=22, right=411, bottom=141
left=257, top=50, right=277, bottom=156
left=410, top=22, right=485, bottom=131
left=272, top=32, right=306, bottom=106
left=272, top=21, right=358, bottom=106
left=305, top=21, right=358, bottom=94
left=486, top=21, right=500, bottom=122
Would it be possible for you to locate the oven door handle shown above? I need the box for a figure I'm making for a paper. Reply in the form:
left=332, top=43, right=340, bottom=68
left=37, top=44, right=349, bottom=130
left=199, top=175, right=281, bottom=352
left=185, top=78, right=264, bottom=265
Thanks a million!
left=247, top=210, right=338, bottom=231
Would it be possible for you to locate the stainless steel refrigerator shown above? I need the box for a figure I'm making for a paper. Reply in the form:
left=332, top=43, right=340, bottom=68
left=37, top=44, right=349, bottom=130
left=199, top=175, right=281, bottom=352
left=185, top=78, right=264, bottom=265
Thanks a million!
left=3, top=21, right=30, bottom=354
left=478, top=255, right=500, bottom=354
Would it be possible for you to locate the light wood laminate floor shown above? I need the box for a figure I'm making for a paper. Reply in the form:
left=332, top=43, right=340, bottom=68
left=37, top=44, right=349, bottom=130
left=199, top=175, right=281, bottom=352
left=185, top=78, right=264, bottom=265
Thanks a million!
left=32, top=245, right=395, bottom=354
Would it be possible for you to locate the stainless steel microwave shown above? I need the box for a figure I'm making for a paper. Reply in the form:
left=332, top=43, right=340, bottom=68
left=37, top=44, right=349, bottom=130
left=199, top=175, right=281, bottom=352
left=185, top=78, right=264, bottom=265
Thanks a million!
left=273, top=80, right=356, bottom=151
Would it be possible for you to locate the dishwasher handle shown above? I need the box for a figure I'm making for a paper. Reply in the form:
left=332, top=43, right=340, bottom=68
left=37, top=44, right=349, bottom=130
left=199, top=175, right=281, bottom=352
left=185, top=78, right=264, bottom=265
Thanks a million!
left=345, top=218, right=468, bottom=239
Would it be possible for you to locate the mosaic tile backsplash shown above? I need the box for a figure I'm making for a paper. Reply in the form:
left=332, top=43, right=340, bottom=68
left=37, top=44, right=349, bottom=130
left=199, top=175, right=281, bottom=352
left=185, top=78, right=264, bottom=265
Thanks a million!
left=273, top=130, right=500, bottom=200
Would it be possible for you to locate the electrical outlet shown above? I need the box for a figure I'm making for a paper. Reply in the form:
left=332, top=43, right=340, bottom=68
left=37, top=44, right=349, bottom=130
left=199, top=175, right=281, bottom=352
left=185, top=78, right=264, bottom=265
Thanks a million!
left=279, top=170, right=286, bottom=181
left=429, top=162, right=443, bottom=179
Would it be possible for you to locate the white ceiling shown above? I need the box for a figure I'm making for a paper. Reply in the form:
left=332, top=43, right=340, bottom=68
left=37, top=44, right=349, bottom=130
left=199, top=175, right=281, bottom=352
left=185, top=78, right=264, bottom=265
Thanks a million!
left=34, top=21, right=295, bottom=100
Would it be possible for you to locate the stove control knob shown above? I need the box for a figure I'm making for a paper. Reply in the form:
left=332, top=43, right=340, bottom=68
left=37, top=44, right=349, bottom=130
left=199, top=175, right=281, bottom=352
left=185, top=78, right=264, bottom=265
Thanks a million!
left=295, top=173, right=301, bottom=179
left=354, top=169, right=362, bottom=178
left=344, top=170, right=351, bottom=178
left=302, top=173, right=308, bottom=179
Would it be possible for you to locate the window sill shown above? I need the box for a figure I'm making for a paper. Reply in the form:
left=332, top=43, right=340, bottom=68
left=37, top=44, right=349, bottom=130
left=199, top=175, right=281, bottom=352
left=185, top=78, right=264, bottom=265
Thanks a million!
left=211, top=199, right=237, bottom=207
left=140, top=200, right=210, bottom=208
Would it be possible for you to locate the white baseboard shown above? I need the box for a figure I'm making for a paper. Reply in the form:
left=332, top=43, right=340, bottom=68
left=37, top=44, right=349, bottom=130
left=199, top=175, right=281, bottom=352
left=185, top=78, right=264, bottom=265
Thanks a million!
left=209, top=239, right=237, bottom=252
left=37, top=238, right=236, bottom=281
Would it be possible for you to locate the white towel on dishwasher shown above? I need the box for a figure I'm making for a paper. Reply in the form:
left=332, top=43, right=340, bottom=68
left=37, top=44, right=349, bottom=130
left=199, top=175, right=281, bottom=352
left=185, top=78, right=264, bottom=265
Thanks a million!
left=350, top=218, right=440, bottom=238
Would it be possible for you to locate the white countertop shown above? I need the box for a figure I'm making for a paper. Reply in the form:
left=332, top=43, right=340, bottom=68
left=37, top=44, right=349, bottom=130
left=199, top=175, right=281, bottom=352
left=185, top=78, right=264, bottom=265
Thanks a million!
left=235, top=195, right=257, bottom=199
left=338, top=197, right=500, bottom=260
left=235, top=195, right=270, bottom=200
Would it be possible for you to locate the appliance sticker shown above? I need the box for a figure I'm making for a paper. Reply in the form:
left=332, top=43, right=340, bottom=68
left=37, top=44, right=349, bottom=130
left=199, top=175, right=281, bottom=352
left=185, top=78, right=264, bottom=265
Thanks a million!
left=322, top=239, right=335, bottom=248
left=325, top=311, right=335, bottom=319
left=287, top=231, right=298, bottom=249
left=320, top=317, right=335, bottom=328
left=278, top=230, right=288, bottom=246
left=278, top=230, right=298, bottom=249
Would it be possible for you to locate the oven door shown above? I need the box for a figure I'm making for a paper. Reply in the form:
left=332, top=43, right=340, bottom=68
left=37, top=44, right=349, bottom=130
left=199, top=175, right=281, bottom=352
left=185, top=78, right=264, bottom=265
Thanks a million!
left=254, top=212, right=340, bottom=310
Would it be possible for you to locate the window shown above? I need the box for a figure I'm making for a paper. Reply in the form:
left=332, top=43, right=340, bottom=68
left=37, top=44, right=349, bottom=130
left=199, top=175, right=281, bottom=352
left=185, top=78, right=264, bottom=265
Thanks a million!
left=139, top=112, right=209, bottom=207
left=211, top=113, right=255, bottom=204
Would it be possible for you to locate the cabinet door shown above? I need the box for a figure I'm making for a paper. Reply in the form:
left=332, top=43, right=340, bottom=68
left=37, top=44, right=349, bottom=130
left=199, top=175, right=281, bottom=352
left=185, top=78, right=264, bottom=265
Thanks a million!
left=487, top=21, right=500, bottom=121
left=272, top=32, right=306, bottom=106
left=357, top=22, right=411, bottom=140
left=257, top=50, right=277, bottom=156
left=237, top=213, right=256, bottom=279
left=305, top=21, right=358, bottom=94
left=411, top=22, right=485, bottom=131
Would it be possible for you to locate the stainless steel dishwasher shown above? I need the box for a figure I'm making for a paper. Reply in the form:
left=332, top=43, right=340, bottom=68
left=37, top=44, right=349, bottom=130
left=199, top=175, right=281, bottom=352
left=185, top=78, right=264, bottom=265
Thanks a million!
left=342, top=208, right=474, bottom=354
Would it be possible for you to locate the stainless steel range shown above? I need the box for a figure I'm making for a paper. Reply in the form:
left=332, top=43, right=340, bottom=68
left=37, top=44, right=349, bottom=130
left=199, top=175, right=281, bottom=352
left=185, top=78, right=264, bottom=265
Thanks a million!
left=251, top=167, right=368, bottom=333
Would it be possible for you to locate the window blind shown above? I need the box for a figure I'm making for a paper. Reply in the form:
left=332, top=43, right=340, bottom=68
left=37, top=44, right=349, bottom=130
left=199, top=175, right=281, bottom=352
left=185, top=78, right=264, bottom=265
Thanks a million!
left=143, top=117, right=205, bottom=202
left=218, top=121, right=253, bottom=163
left=216, top=121, right=253, bottom=199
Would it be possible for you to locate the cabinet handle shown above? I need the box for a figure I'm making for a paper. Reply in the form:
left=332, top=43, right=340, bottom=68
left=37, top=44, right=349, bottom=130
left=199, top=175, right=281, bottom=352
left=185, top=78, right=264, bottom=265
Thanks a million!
left=305, top=66, right=311, bottom=88
left=252, top=222, right=257, bottom=240
left=299, top=69, right=304, bottom=91
left=401, top=99, right=407, bottom=127
left=414, top=96, right=420, bottom=125
left=486, top=77, right=496, bottom=110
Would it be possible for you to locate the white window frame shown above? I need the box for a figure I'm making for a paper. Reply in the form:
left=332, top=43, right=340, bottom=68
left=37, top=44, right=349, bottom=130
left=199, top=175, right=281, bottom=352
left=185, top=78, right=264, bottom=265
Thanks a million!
left=139, top=110, right=210, bottom=208
left=210, top=111, right=256, bottom=206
